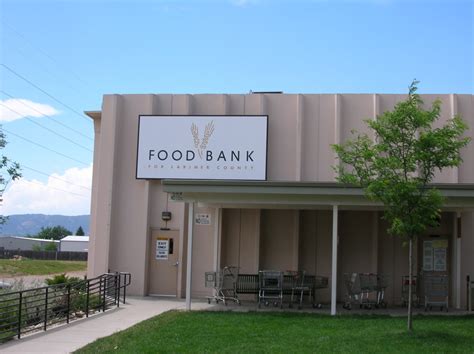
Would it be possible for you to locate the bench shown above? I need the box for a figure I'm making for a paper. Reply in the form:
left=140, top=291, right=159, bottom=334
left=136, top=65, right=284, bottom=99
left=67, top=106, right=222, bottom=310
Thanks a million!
left=236, top=273, right=328, bottom=306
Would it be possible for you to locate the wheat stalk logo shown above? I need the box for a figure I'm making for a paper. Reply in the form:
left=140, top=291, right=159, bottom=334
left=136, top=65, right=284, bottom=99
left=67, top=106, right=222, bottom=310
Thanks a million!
left=190, top=121, right=215, bottom=159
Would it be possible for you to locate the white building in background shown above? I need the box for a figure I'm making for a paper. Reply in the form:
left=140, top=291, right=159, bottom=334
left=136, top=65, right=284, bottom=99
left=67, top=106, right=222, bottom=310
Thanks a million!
left=0, top=236, right=59, bottom=251
left=59, top=236, right=89, bottom=252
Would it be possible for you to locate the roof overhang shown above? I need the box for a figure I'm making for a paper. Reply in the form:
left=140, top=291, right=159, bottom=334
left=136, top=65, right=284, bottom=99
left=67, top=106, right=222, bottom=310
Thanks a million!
left=161, top=180, right=474, bottom=211
left=85, top=111, right=101, bottom=120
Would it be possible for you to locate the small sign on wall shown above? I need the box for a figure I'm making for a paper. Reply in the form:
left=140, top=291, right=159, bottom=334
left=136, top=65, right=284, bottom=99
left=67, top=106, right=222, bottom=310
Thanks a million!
left=195, top=213, right=211, bottom=225
left=156, top=238, right=169, bottom=260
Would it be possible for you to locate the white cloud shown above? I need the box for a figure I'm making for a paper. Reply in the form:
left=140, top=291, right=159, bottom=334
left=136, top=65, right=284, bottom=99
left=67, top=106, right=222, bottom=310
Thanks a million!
left=2, top=165, right=92, bottom=215
left=0, top=99, right=60, bottom=122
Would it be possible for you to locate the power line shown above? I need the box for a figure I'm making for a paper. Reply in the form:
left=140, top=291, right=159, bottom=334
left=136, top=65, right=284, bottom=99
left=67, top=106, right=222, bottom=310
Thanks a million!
left=0, top=20, right=90, bottom=88
left=22, top=179, right=90, bottom=199
left=0, top=64, right=91, bottom=123
left=1, top=41, right=89, bottom=98
left=0, top=102, right=93, bottom=152
left=1, top=127, right=90, bottom=166
left=21, top=164, right=92, bottom=191
left=0, top=90, right=93, bottom=141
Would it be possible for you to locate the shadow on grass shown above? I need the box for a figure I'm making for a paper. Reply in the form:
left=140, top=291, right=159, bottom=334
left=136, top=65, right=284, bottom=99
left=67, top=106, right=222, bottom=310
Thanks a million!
left=393, top=328, right=474, bottom=348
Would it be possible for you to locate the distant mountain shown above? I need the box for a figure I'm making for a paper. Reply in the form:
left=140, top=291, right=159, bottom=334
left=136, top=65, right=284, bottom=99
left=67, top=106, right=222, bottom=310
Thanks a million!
left=0, top=214, right=90, bottom=236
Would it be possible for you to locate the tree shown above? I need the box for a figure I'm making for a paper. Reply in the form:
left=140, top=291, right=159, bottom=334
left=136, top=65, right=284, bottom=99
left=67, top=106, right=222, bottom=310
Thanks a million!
left=36, top=226, right=72, bottom=240
left=43, top=242, right=58, bottom=251
left=75, top=226, right=85, bottom=236
left=332, top=81, right=470, bottom=331
left=31, top=244, right=42, bottom=252
left=0, top=127, right=21, bottom=224
left=32, top=242, right=58, bottom=251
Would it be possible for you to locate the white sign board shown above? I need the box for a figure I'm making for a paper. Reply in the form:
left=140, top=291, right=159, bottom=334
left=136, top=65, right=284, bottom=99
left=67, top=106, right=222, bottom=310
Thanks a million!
left=195, top=213, right=211, bottom=225
left=136, top=116, right=268, bottom=180
left=156, top=239, right=169, bottom=260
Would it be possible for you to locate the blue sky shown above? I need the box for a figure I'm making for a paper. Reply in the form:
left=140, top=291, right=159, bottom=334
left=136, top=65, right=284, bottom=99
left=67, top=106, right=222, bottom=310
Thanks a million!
left=0, top=0, right=472, bottom=215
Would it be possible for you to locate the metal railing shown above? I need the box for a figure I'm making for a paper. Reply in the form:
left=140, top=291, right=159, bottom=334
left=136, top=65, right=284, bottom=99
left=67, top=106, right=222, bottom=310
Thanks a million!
left=0, top=272, right=131, bottom=342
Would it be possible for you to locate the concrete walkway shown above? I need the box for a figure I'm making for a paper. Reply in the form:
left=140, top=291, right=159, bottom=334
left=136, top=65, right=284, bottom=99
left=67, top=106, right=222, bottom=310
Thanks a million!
left=1, top=297, right=211, bottom=353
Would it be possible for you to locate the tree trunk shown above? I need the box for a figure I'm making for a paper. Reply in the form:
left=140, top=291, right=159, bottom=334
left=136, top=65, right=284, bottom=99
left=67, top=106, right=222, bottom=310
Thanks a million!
left=407, top=237, right=413, bottom=332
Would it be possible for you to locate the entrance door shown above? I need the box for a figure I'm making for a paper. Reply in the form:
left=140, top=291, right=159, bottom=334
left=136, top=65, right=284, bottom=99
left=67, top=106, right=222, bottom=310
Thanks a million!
left=419, top=236, right=450, bottom=306
left=148, top=229, right=179, bottom=296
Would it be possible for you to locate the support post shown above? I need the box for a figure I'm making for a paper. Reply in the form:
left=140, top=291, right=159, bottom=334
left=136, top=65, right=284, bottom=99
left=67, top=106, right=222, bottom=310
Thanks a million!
left=186, top=202, right=194, bottom=310
left=455, top=212, right=461, bottom=309
left=213, top=208, right=221, bottom=272
left=331, top=205, right=339, bottom=316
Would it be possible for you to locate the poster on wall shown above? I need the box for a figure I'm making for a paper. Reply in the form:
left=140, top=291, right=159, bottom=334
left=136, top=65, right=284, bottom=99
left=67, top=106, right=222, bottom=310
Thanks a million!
left=433, top=248, right=447, bottom=271
left=156, top=238, right=169, bottom=260
left=195, top=213, right=211, bottom=225
left=136, top=115, right=268, bottom=180
left=423, top=241, right=433, bottom=271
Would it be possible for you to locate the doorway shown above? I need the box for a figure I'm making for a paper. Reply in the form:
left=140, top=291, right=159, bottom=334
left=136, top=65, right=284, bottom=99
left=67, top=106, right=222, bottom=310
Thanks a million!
left=418, top=235, right=450, bottom=306
left=148, top=229, right=180, bottom=296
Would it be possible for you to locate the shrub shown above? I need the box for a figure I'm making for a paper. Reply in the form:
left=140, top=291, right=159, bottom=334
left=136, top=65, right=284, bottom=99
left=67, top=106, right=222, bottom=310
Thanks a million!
left=43, top=243, right=57, bottom=252
left=45, top=274, right=82, bottom=286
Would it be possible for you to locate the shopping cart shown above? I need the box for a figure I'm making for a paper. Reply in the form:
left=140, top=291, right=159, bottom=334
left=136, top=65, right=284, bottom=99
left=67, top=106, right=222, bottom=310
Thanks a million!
left=359, top=273, right=378, bottom=309
left=343, top=273, right=386, bottom=310
left=258, top=270, right=283, bottom=309
left=204, top=266, right=240, bottom=305
left=343, top=273, right=362, bottom=310
left=376, top=274, right=389, bottom=308
left=424, top=274, right=449, bottom=312
left=401, top=275, right=419, bottom=307
left=286, top=271, right=309, bottom=309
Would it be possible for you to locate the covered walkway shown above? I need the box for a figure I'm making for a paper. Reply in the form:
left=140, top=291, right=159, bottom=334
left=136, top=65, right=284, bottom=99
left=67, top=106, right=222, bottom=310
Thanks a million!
left=162, top=180, right=474, bottom=315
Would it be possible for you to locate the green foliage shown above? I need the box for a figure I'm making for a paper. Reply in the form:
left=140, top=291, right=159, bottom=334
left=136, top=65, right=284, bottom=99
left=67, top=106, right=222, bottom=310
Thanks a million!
left=0, top=128, right=21, bottom=225
left=31, top=242, right=58, bottom=252
left=31, top=244, right=42, bottom=252
left=75, top=311, right=474, bottom=353
left=333, top=80, right=470, bottom=240
left=43, top=242, right=58, bottom=251
left=75, top=226, right=85, bottom=236
left=35, top=226, right=72, bottom=240
left=71, top=293, right=101, bottom=312
left=45, top=273, right=82, bottom=286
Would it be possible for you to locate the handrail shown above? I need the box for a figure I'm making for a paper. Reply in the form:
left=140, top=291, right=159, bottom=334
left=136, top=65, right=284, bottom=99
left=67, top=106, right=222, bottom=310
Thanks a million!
left=0, top=272, right=131, bottom=343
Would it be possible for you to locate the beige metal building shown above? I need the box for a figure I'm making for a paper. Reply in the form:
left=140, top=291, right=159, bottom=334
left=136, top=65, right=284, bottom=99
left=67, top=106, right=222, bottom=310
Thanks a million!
left=86, top=93, right=474, bottom=313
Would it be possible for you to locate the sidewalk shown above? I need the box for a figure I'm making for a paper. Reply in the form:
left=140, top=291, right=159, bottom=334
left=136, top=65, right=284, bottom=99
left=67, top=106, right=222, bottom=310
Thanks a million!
left=1, top=297, right=211, bottom=353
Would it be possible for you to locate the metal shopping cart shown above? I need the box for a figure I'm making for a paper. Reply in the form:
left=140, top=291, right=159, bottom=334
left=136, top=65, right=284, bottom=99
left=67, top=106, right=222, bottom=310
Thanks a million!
left=343, top=273, right=386, bottom=310
left=286, top=271, right=309, bottom=309
left=424, top=274, right=449, bottom=312
left=401, top=275, right=419, bottom=307
left=258, top=270, right=283, bottom=309
left=343, top=273, right=362, bottom=310
left=359, top=273, right=378, bottom=309
left=204, top=266, right=240, bottom=305
left=376, top=274, right=389, bottom=308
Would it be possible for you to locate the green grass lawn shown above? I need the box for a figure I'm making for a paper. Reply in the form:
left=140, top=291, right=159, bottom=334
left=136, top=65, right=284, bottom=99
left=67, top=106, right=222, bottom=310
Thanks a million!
left=76, top=311, right=474, bottom=353
left=0, top=259, right=87, bottom=276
